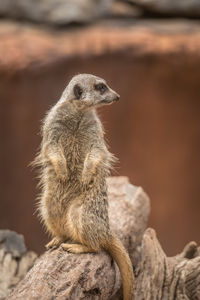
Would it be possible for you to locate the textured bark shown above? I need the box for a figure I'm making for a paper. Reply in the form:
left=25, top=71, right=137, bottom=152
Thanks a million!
left=0, top=230, right=37, bottom=300
left=7, top=177, right=150, bottom=300
left=136, top=228, right=200, bottom=300
left=3, top=177, right=200, bottom=299
left=125, top=0, right=200, bottom=17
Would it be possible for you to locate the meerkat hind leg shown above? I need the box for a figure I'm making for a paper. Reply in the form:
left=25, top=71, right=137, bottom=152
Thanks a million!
left=46, top=237, right=63, bottom=249
left=61, top=243, right=96, bottom=254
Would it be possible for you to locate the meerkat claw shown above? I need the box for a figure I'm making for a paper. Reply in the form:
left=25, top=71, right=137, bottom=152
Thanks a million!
left=61, top=243, right=96, bottom=254
left=46, top=237, right=62, bottom=249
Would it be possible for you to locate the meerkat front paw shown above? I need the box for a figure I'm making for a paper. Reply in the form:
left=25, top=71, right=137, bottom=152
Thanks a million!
left=46, top=237, right=63, bottom=249
left=81, top=171, right=94, bottom=188
left=61, top=243, right=96, bottom=254
left=54, top=160, right=68, bottom=182
left=81, top=164, right=97, bottom=188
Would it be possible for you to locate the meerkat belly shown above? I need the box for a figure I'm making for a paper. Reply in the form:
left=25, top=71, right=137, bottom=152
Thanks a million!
left=40, top=187, right=67, bottom=237
left=74, top=180, right=110, bottom=246
left=63, top=136, right=87, bottom=178
left=65, top=197, right=85, bottom=243
left=64, top=188, right=110, bottom=247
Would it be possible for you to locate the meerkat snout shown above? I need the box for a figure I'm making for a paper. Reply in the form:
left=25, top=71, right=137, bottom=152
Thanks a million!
left=95, top=82, right=120, bottom=105
left=114, top=93, right=120, bottom=101
left=101, top=91, right=120, bottom=105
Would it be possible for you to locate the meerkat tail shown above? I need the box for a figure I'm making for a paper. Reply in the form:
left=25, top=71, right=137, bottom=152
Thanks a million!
left=104, top=234, right=135, bottom=300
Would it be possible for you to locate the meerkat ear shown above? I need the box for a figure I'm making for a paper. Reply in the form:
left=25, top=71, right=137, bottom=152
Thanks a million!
left=73, top=84, right=83, bottom=100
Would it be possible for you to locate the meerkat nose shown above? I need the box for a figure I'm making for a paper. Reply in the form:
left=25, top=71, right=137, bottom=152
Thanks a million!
left=115, top=94, right=120, bottom=101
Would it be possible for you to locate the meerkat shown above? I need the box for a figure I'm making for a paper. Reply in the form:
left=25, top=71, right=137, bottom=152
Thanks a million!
left=33, top=74, right=135, bottom=300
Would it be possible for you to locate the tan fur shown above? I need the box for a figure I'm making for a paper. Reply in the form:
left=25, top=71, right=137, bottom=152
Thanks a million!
left=33, top=74, right=135, bottom=300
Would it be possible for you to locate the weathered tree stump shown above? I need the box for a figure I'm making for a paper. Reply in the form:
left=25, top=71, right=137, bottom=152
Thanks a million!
left=4, top=177, right=200, bottom=299
left=136, top=228, right=200, bottom=300
left=7, top=177, right=150, bottom=300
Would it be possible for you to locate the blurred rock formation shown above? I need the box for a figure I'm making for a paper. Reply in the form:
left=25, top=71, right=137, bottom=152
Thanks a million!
left=0, top=230, right=37, bottom=300
left=0, top=0, right=113, bottom=25
left=1, top=0, right=200, bottom=25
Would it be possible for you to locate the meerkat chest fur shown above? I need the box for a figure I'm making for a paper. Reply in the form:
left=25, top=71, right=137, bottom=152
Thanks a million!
left=49, top=105, right=110, bottom=180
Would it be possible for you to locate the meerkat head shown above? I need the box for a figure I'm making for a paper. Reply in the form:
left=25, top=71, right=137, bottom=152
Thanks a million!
left=60, top=74, right=120, bottom=110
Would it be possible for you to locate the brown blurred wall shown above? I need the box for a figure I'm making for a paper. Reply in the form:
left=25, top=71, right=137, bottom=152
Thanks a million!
left=1, top=52, right=200, bottom=255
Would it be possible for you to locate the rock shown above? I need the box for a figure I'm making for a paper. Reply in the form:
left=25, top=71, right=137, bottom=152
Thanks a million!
left=0, top=230, right=26, bottom=258
left=126, top=0, right=200, bottom=17
left=0, top=230, right=37, bottom=300
left=0, top=0, right=113, bottom=25
left=1, top=19, right=200, bottom=74
left=7, top=177, right=150, bottom=300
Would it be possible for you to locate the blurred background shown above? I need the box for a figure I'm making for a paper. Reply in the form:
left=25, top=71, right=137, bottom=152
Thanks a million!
left=1, top=0, right=200, bottom=256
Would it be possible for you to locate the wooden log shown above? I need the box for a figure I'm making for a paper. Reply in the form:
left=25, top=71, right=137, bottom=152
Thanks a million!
left=136, top=228, right=200, bottom=300
left=4, top=177, right=200, bottom=299
left=7, top=176, right=150, bottom=300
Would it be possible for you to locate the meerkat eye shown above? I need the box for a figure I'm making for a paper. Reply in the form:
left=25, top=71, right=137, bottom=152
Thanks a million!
left=73, top=84, right=83, bottom=100
left=94, top=83, right=108, bottom=94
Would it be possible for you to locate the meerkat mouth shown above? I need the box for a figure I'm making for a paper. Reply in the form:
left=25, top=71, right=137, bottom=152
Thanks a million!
left=100, top=98, right=118, bottom=104
left=100, top=100, right=113, bottom=105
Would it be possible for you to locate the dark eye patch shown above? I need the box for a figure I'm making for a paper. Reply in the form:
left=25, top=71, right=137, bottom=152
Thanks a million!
left=73, top=84, right=83, bottom=100
left=94, top=83, right=108, bottom=94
